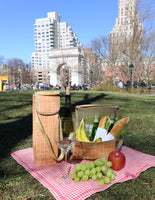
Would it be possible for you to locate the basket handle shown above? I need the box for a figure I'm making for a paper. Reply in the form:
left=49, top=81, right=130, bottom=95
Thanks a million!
left=35, top=92, right=60, bottom=116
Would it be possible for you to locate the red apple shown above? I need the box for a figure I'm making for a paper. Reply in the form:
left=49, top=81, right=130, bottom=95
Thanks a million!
left=108, top=151, right=126, bottom=171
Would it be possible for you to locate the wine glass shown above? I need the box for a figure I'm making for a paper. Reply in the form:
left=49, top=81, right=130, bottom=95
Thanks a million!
left=56, top=117, right=76, bottom=184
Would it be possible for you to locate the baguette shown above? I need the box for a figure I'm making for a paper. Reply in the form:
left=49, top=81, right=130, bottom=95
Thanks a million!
left=98, top=116, right=107, bottom=128
left=109, top=117, right=129, bottom=137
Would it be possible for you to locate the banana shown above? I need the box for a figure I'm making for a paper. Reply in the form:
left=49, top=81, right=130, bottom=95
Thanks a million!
left=76, top=118, right=91, bottom=142
left=79, top=119, right=90, bottom=142
left=76, top=121, right=82, bottom=141
left=94, top=138, right=102, bottom=142
left=77, top=127, right=81, bottom=140
left=76, top=119, right=84, bottom=141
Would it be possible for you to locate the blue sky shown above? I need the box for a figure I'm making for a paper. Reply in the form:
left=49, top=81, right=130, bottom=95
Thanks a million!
left=0, top=0, right=154, bottom=64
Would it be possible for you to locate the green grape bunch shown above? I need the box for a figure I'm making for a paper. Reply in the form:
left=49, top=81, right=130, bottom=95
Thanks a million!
left=70, top=157, right=116, bottom=187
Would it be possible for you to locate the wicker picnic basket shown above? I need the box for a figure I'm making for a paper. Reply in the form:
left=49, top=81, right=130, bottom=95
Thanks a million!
left=33, top=91, right=64, bottom=167
left=72, top=104, right=120, bottom=160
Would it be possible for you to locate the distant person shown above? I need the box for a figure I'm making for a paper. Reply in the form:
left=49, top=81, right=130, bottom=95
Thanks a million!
left=141, top=79, right=146, bottom=87
left=118, top=80, right=123, bottom=88
left=133, top=81, right=138, bottom=88
left=126, top=80, right=131, bottom=88
left=10, top=85, right=13, bottom=90
left=14, top=85, right=17, bottom=90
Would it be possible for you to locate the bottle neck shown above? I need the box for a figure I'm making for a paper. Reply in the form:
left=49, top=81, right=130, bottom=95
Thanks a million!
left=63, top=93, right=72, bottom=118
left=66, top=87, right=70, bottom=95
left=65, top=95, right=71, bottom=106
left=65, top=87, right=71, bottom=107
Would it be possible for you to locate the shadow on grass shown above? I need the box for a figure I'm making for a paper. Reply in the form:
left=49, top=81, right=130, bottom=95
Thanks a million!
left=0, top=114, right=32, bottom=159
left=124, top=133, right=155, bottom=155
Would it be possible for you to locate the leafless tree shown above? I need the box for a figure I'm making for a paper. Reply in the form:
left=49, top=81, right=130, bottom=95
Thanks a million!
left=7, top=58, right=32, bottom=86
left=91, top=35, right=120, bottom=85
left=141, top=31, right=155, bottom=83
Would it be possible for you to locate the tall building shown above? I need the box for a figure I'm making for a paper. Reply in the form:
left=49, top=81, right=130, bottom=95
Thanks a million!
left=111, top=0, right=136, bottom=37
left=102, top=0, right=144, bottom=85
left=31, top=12, right=81, bottom=85
left=110, top=0, right=143, bottom=53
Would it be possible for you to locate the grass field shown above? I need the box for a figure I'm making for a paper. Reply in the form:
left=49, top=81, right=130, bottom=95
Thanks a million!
left=0, top=90, right=155, bottom=200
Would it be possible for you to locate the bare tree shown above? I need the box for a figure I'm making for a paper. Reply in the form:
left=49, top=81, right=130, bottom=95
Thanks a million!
left=141, top=31, right=155, bottom=83
left=7, top=58, right=32, bottom=86
left=91, top=35, right=120, bottom=85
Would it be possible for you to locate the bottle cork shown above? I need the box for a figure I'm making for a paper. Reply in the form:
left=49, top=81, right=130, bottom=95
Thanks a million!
left=66, top=87, right=70, bottom=95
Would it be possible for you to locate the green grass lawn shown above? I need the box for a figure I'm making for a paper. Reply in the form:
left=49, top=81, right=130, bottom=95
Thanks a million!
left=0, top=90, right=155, bottom=200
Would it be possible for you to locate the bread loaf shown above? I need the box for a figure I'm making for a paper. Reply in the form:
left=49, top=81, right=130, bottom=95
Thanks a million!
left=98, top=116, right=107, bottom=128
left=109, top=117, right=129, bottom=137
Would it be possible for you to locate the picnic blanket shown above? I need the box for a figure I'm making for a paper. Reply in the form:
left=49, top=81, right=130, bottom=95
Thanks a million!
left=11, top=146, right=155, bottom=200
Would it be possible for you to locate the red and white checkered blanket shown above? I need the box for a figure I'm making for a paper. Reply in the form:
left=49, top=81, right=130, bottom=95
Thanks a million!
left=11, top=146, right=155, bottom=200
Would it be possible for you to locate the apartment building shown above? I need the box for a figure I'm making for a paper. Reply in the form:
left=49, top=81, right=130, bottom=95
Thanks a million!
left=31, top=12, right=81, bottom=85
left=110, top=0, right=142, bottom=43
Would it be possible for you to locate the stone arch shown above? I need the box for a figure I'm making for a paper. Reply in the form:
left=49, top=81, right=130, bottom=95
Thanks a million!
left=57, top=63, right=71, bottom=87
left=49, top=47, right=85, bottom=87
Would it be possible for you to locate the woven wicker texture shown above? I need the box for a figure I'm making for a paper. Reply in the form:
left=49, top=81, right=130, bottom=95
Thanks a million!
left=72, top=104, right=119, bottom=160
left=33, top=91, right=60, bottom=167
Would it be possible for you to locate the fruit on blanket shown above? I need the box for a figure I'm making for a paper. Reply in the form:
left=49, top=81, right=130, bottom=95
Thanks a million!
left=106, top=169, right=113, bottom=178
left=70, top=172, right=76, bottom=179
left=92, top=174, right=97, bottom=180
left=70, top=157, right=116, bottom=186
left=106, top=161, right=112, bottom=168
left=104, top=176, right=111, bottom=184
left=97, top=172, right=103, bottom=179
left=108, top=151, right=126, bottom=171
left=98, top=178, right=105, bottom=187
left=82, top=174, right=89, bottom=181
left=100, top=157, right=108, bottom=164
left=74, top=176, right=80, bottom=182
left=101, top=165, right=107, bottom=173
left=77, top=170, right=84, bottom=177
left=111, top=173, right=116, bottom=180
left=74, top=163, right=81, bottom=171
left=80, top=163, right=87, bottom=171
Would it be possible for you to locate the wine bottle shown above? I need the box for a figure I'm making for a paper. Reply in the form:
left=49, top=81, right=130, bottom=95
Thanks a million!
left=62, top=87, right=73, bottom=139
left=89, top=115, right=99, bottom=141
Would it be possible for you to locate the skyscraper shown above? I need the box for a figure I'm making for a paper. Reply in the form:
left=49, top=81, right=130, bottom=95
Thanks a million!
left=110, top=0, right=143, bottom=49
left=102, top=0, right=143, bottom=85
left=31, top=12, right=81, bottom=85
